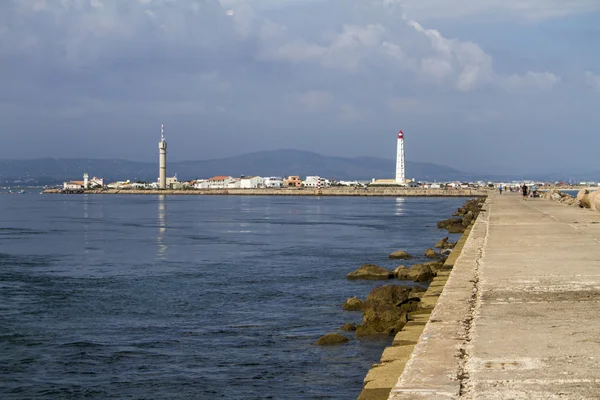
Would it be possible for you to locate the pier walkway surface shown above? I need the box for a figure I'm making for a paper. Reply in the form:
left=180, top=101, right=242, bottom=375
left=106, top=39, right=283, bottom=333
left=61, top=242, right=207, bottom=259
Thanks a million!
left=389, top=193, right=600, bottom=399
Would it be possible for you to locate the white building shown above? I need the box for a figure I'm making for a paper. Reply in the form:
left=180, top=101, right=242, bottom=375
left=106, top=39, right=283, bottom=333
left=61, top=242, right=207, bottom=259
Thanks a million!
left=63, top=180, right=84, bottom=190
left=193, top=179, right=209, bottom=189
left=87, top=177, right=104, bottom=188
left=263, top=177, right=284, bottom=188
left=240, top=176, right=265, bottom=189
left=107, top=181, right=130, bottom=189
left=208, top=176, right=236, bottom=189
left=227, top=179, right=241, bottom=189
left=303, top=176, right=331, bottom=188
left=63, top=172, right=104, bottom=190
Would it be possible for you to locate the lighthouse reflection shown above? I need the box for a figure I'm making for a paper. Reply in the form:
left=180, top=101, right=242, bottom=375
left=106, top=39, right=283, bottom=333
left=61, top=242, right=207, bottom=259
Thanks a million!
left=157, top=195, right=168, bottom=259
left=395, top=197, right=405, bottom=216
left=83, top=194, right=89, bottom=253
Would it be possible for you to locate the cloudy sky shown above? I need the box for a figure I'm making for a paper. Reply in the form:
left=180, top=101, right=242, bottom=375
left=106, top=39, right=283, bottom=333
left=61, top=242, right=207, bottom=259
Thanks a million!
left=1, top=0, right=599, bottom=174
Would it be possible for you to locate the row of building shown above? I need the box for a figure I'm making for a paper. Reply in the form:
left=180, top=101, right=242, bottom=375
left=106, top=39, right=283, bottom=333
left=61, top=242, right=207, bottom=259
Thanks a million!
left=63, top=174, right=337, bottom=190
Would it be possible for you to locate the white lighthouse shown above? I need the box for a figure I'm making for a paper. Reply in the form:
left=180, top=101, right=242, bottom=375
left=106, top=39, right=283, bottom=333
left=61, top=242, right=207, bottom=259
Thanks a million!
left=395, top=130, right=405, bottom=185
left=159, top=123, right=167, bottom=189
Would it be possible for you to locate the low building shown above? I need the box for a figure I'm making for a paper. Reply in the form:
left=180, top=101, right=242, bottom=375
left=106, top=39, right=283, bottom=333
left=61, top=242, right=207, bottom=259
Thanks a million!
left=227, top=178, right=241, bottom=189
left=63, top=180, right=85, bottom=190
left=193, top=179, right=209, bottom=189
left=240, top=176, right=265, bottom=189
left=208, top=176, right=236, bottom=189
left=64, top=172, right=104, bottom=190
left=87, top=176, right=104, bottom=188
left=284, top=176, right=303, bottom=187
left=107, top=181, right=130, bottom=189
left=264, top=177, right=284, bottom=188
left=303, top=176, right=331, bottom=188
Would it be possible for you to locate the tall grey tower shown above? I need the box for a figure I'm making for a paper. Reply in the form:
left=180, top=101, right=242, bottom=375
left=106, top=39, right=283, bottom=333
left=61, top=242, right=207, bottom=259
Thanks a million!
left=159, top=123, right=167, bottom=189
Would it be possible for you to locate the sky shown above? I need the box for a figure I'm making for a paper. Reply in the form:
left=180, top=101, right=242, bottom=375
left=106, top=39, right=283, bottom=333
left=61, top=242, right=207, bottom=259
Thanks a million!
left=1, top=0, right=600, bottom=174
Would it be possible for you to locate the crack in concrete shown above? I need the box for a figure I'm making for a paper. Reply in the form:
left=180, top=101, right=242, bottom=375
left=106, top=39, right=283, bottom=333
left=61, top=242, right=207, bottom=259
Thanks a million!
left=457, top=198, right=490, bottom=397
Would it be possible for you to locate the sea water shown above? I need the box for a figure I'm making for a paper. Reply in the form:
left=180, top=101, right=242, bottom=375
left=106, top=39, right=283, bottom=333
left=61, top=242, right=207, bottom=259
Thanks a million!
left=0, top=194, right=466, bottom=399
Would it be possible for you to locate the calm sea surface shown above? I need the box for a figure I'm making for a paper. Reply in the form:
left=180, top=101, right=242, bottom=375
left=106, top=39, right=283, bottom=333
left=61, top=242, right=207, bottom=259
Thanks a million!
left=0, top=193, right=466, bottom=399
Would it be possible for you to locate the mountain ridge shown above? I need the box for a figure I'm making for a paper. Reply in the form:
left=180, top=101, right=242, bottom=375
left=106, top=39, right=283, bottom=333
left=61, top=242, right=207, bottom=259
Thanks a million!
left=0, top=149, right=463, bottom=184
left=0, top=150, right=597, bottom=185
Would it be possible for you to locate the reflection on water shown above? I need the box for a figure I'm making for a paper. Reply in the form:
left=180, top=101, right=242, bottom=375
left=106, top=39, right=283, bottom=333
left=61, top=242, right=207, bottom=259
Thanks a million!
left=157, top=195, right=167, bottom=259
left=395, top=197, right=405, bottom=216
left=83, top=194, right=89, bottom=253
left=0, top=194, right=468, bottom=400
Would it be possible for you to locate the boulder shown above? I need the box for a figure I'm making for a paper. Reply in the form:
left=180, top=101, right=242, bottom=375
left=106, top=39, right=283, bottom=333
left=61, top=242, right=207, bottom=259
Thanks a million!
left=437, top=218, right=465, bottom=233
left=424, top=248, right=438, bottom=259
left=592, top=192, right=600, bottom=212
left=314, top=333, right=350, bottom=346
left=440, top=248, right=452, bottom=256
left=393, top=264, right=435, bottom=283
left=342, top=296, right=364, bottom=311
left=389, top=250, right=413, bottom=260
left=356, top=285, right=422, bottom=337
left=346, top=264, right=393, bottom=280
left=420, top=260, right=446, bottom=273
left=461, top=211, right=475, bottom=228
left=339, top=323, right=357, bottom=332
left=434, top=237, right=455, bottom=249
left=577, top=189, right=591, bottom=208
left=453, top=198, right=485, bottom=217
left=551, top=192, right=562, bottom=201
left=590, top=191, right=600, bottom=211
left=564, top=197, right=578, bottom=206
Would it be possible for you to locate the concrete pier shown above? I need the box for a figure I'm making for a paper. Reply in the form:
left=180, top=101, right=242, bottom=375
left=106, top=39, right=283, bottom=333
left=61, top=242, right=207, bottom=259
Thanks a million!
left=388, top=193, right=600, bottom=399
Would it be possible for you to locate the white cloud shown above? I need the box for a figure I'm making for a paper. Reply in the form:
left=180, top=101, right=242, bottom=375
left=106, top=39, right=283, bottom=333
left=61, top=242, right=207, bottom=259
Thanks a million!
left=502, top=71, right=560, bottom=92
left=261, top=24, right=390, bottom=72
left=363, top=0, right=600, bottom=21
left=0, top=0, right=562, bottom=95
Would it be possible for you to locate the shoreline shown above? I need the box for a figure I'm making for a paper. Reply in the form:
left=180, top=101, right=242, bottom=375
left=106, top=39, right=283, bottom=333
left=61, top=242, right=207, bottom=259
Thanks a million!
left=43, top=187, right=487, bottom=197
left=357, top=201, right=481, bottom=400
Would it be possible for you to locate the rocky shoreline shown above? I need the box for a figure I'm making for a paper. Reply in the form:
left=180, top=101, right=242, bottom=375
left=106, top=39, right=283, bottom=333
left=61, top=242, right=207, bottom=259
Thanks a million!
left=310, top=197, right=485, bottom=399
left=540, top=188, right=600, bottom=213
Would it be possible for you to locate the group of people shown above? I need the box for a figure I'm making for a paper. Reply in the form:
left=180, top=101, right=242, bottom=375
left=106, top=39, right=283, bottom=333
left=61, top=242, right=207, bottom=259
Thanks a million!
left=497, top=183, right=537, bottom=200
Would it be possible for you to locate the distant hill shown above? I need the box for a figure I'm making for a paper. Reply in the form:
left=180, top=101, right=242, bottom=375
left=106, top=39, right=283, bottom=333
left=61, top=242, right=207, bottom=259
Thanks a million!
left=0, top=150, right=466, bottom=185
left=2, top=150, right=596, bottom=186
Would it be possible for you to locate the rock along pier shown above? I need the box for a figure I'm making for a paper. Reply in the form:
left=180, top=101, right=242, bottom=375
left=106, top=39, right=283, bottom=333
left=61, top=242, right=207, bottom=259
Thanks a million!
left=364, top=192, right=600, bottom=399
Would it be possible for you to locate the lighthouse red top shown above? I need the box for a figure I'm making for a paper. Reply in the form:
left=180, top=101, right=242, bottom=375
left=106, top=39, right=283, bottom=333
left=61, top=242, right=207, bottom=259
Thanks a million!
left=398, top=130, right=404, bottom=139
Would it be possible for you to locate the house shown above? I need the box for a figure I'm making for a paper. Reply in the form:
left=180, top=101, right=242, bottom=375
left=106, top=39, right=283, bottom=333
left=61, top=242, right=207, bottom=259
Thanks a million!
left=193, top=179, right=209, bottom=189
left=226, top=178, right=241, bottom=189
left=63, top=180, right=84, bottom=190
left=87, top=176, right=104, bottom=188
left=63, top=172, right=105, bottom=190
left=303, top=176, right=331, bottom=188
left=264, top=177, right=284, bottom=188
left=107, top=181, right=130, bottom=189
left=284, top=176, right=303, bottom=187
left=208, top=176, right=236, bottom=189
left=240, top=176, right=265, bottom=189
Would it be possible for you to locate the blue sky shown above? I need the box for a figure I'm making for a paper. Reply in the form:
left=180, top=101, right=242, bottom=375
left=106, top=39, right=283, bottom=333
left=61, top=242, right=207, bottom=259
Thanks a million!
left=1, top=0, right=599, bottom=174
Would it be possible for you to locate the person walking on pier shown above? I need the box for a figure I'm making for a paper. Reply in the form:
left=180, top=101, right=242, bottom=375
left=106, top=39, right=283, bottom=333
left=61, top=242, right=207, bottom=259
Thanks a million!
left=498, top=184, right=503, bottom=194
left=521, top=183, right=528, bottom=200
